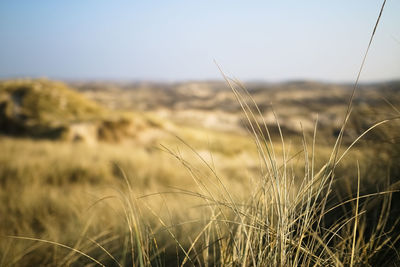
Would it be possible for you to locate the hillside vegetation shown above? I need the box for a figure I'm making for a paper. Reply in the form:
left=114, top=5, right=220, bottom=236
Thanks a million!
left=0, top=79, right=156, bottom=142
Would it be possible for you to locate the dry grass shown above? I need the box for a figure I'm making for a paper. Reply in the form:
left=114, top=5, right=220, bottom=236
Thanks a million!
left=1, top=95, right=399, bottom=266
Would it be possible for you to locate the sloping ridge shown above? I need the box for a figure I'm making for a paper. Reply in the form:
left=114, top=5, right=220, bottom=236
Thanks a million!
left=0, top=79, right=149, bottom=142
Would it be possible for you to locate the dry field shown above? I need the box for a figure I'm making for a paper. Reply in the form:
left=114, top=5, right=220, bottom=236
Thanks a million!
left=0, top=79, right=399, bottom=266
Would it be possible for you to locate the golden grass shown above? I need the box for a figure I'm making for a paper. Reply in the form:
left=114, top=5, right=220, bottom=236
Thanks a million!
left=1, top=103, right=398, bottom=266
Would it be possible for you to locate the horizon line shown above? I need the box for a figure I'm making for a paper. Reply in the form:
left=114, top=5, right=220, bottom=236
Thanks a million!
left=1, top=75, right=399, bottom=85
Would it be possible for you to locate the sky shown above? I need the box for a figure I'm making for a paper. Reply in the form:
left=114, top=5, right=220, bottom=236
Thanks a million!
left=0, top=0, right=399, bottom=82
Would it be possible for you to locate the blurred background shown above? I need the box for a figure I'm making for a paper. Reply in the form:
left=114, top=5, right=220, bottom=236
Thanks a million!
left=0, top=1, right=399, bottom=266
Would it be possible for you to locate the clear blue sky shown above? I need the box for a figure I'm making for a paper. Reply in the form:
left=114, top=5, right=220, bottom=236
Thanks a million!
left=0, top=0, right=399, bottom=82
